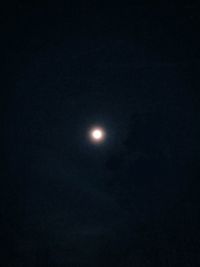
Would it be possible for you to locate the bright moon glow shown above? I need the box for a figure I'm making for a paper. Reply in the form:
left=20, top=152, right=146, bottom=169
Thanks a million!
left=92, top=129, right=103, bottom=139
left=89, top=127, right=106, bottom=143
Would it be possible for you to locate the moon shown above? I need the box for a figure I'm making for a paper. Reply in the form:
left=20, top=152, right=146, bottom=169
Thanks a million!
left=89, top=127, right=106, bottom=143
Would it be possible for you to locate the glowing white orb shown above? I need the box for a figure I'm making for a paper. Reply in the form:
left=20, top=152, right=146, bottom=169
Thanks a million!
left=92, top=129, right=103, bottom=139
left=89, top=127, right=106, bottom=143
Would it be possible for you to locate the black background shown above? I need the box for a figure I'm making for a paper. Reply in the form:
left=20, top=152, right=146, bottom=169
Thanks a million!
left=1, top=1, right=200, bottom=266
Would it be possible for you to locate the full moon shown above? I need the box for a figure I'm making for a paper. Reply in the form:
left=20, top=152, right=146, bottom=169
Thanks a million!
left=89, top=127, right=106, bottom=143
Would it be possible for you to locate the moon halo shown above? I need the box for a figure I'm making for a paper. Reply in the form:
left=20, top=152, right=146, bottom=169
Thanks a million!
left=89, top=127, right=106, bottom=144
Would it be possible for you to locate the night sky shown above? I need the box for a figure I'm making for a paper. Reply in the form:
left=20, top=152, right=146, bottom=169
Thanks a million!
left=1, top=1, right=200, bottom=266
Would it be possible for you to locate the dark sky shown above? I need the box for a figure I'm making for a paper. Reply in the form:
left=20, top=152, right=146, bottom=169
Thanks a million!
left=2, top=1, right=200, bottom=266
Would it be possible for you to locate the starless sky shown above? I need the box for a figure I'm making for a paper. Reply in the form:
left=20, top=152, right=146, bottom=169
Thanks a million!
left=1, top=1, right=200, bottom=266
